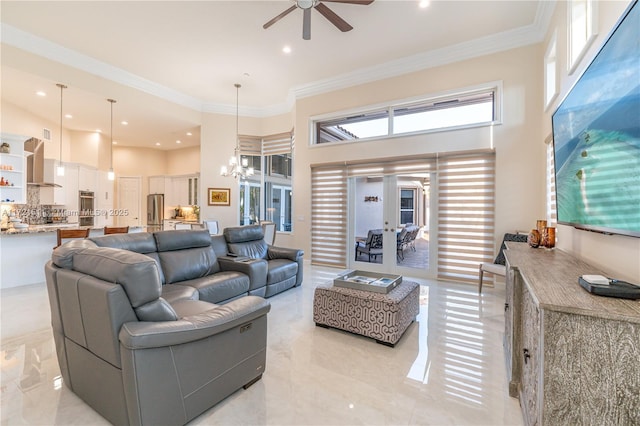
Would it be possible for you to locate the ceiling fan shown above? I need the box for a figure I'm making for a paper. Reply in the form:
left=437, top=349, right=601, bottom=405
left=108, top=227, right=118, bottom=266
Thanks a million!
left=263, top=0, right=374, bottom=40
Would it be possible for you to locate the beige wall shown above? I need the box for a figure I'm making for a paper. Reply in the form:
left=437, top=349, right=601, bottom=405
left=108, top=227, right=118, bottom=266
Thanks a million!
left=541, top=0, right=640, bottom=282
left=290, top=44, right=545, bottom=260
left=199, top=111, right=294, bottom=231
left=167, top=146, right=200, bottom=176
left=1, top=101, right=70, bottom=160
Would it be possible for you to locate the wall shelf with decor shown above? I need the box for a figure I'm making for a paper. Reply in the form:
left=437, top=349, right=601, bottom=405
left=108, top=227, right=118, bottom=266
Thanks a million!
left=0, top=134, right=27, bottom=204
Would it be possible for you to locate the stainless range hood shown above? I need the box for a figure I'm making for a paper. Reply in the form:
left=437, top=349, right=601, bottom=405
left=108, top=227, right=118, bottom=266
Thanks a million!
left=24, top=138, right=62, bottom=188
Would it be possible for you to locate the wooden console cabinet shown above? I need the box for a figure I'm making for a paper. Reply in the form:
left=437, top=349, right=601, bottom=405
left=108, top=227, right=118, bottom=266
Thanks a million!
left=504, top=243, right=640, bottom=425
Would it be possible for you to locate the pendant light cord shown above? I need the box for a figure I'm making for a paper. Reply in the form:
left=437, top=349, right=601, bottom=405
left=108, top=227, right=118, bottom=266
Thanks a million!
left=57, top=84, right=66, bottom=163
left=235, top=83, right=241, bottom=156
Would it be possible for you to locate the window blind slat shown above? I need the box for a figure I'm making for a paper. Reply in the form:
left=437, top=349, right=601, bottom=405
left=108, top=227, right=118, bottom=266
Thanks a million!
left=311, top=165, right=348, bottom=267
left=438, top=153, right=496, bottom=284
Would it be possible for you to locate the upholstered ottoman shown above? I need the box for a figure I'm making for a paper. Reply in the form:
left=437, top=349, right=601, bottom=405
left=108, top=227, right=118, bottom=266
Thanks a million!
left=313, top=281, right=420, bottom=347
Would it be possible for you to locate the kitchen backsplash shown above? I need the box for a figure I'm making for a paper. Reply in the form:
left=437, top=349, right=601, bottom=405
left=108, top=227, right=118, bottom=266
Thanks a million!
left=13, top=186, right=67, bottom=224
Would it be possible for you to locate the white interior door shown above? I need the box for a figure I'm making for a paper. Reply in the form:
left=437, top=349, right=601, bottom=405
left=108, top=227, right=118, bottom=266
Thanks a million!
left=117, top=176, right=141, bottom=227
left=349, top=173, right=434, bottom=279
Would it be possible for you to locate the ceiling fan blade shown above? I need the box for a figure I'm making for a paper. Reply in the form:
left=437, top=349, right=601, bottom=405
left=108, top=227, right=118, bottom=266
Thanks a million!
left=321, top=0, right=375, bottom=5
left=315, top=3, right=353, bottom=32
left=263, top=5, right=297, bottom=29
left=303, top=8, right=311, bottom=40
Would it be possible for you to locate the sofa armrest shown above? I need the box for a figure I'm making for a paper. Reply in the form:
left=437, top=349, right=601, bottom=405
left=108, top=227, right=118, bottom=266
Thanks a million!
left=218, top=257, right=268, bottom=290
left=119, top=296, right=270, bottom=349
left=267, top=246, right=304, bottom=262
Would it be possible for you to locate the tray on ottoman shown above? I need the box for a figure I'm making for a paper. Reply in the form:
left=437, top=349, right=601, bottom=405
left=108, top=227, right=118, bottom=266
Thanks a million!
left=333, top=270, right=402, bottom=294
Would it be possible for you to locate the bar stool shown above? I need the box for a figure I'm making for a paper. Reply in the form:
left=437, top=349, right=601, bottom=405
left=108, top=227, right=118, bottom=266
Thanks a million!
left=54, top=228, right=90, bottom=249
left=104, top=226, right=129, bottom=235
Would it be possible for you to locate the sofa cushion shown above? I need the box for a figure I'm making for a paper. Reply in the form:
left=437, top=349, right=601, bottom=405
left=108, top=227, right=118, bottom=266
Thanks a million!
left=90, top=232, right=157, bottom=254
left=266, top=258, right=298, bottom=285
left=158, top=246, right=220, bottom=284
left=90, top=233, right=166, bottom=283
left=178, top=271, right=250, bottom=304
left=161, top=284, right=199, bottom=303
left=223, top=225, right=264, bottom=243
left=154, top=230, right=212, bottom=252
left=71, top=247, right=177, bottom=322
left=52, top=239, right=98, bottom=269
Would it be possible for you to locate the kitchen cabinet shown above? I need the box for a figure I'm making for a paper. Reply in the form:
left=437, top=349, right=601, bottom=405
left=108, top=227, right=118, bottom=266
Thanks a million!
left=504, top=243, right=640, bottom=425
left=163, top=219, right=180, bottom=231
left=78, top=165, right=97, bottom=192
left=149, top=176, right=171, bottom=196
left=0, top=133, right=27, bottom=204
left=94, top=171, right=114, bottom=228
left=171, top=175, right=198, bottom=206
left=63, top=163, right=79, bottom=223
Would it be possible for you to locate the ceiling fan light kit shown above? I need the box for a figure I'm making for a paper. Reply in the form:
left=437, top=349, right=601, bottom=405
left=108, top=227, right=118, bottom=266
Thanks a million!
left=263, top=0, right=374, bottom=40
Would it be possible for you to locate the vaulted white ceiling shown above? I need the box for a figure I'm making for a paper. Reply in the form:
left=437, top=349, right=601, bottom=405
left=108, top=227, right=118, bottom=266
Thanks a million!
left=1, top=1, right=554, bottom=149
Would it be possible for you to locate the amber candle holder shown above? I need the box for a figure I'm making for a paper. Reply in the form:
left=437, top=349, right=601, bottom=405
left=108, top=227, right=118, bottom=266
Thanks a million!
left=542, top=226, right=556, bottom=249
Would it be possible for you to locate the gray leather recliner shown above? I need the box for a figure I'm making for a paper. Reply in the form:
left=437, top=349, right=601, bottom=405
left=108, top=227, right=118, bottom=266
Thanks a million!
left=224, top=224, right=304, bottom=298
left=45, top=244, right=270, bottom=425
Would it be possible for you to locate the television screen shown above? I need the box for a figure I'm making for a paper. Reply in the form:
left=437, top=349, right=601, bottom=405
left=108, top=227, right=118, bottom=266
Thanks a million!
left=552, top=0, right=640, bottom=238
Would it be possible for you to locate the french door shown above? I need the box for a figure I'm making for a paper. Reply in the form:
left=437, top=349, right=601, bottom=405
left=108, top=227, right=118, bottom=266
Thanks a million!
left=348, top=172, right=435, bottom=279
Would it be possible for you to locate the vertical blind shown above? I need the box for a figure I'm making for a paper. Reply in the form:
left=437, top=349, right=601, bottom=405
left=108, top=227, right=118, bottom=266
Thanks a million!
left=437, top=153, right=496, bottom=283
left=310, top=152, right=496, bottom=279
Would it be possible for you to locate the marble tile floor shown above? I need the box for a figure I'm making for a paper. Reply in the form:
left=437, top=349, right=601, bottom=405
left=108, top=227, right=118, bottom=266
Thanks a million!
left=1, top=263, right=523, bottom=425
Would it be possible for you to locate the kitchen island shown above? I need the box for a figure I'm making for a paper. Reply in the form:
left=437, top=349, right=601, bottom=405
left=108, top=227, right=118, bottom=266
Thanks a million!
left=0, top=224, right=144, bottom=288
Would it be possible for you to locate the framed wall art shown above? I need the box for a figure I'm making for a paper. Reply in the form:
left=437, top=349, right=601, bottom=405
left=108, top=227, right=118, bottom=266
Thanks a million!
left=208, top=188, right=230, bottom=206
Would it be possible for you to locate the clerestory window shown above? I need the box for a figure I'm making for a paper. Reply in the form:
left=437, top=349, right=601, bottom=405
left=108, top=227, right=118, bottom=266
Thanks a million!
left=314, top=85, right=499, bottom=145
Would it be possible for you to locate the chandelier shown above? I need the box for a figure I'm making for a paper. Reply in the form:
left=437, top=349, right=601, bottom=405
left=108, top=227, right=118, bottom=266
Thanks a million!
left=220, top=83, right=254, bottom=179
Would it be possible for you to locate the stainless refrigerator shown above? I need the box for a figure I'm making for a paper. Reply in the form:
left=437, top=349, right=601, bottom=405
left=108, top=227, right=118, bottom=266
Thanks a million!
left=147, top=194, right=164, bottom=232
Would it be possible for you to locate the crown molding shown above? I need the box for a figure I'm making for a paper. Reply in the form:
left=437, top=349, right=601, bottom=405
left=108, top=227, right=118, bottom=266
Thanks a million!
left=1, top=1, right=556, bottom=118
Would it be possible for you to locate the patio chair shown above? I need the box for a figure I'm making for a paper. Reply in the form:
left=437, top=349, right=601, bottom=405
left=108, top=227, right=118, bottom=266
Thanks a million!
left=355, top=229, right=383, bottom=262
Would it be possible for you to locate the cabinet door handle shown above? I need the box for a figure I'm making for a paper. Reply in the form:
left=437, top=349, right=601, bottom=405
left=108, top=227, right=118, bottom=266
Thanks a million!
left=504, top=303, right=509, bottom=312
left=523, top=348, right=531, bottom=364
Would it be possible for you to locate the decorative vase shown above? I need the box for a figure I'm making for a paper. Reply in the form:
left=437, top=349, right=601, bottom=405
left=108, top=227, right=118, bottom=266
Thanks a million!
left=528, top=229, right=541, bottom=248
left=536, top=220, right=547, bottom=237
left=0, top=142, right=10, bottom=154
left=542, top=227, right=556, bottom=249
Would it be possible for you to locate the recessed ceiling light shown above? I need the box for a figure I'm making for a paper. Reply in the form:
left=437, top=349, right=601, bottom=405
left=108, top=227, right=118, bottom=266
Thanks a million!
left=155, top=142, right=161, bottom=146
left=176, top=140, right=181, bottom=144
left=186, top=132, right=192, bottom=136
left=419, top=0, right=430, bottom=8
left=112, top=141, right=118, bottom=145
left=65, top=114, right=73, bottom=119
left=121, top=121, right=128, bottom=125
left=36, top=91, right=46, bottom=97
left=282, top=45, right=292, bottom=54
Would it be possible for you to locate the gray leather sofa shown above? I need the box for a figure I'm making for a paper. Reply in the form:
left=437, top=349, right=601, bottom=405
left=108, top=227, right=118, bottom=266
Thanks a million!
left=224, top=224, right=304, bottom=298
left=45, top=242, right=270, bottom=425
left=89, top=230, right=268, bottom=304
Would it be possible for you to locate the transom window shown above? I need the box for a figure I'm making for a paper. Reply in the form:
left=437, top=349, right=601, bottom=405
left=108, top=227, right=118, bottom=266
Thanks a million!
left=314, top=87, right=498, bottom=145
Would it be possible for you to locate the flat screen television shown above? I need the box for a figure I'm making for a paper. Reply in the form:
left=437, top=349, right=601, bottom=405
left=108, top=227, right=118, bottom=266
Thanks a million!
left=552, top=0, right=640, bottom=238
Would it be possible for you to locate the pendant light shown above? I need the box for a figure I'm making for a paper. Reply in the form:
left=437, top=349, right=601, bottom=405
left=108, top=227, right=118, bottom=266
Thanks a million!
left=56, top=83, right=67, bottom=177
left=107, top=98, right=116, bottom=181
left=220, top=83, right=254, bottom=180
